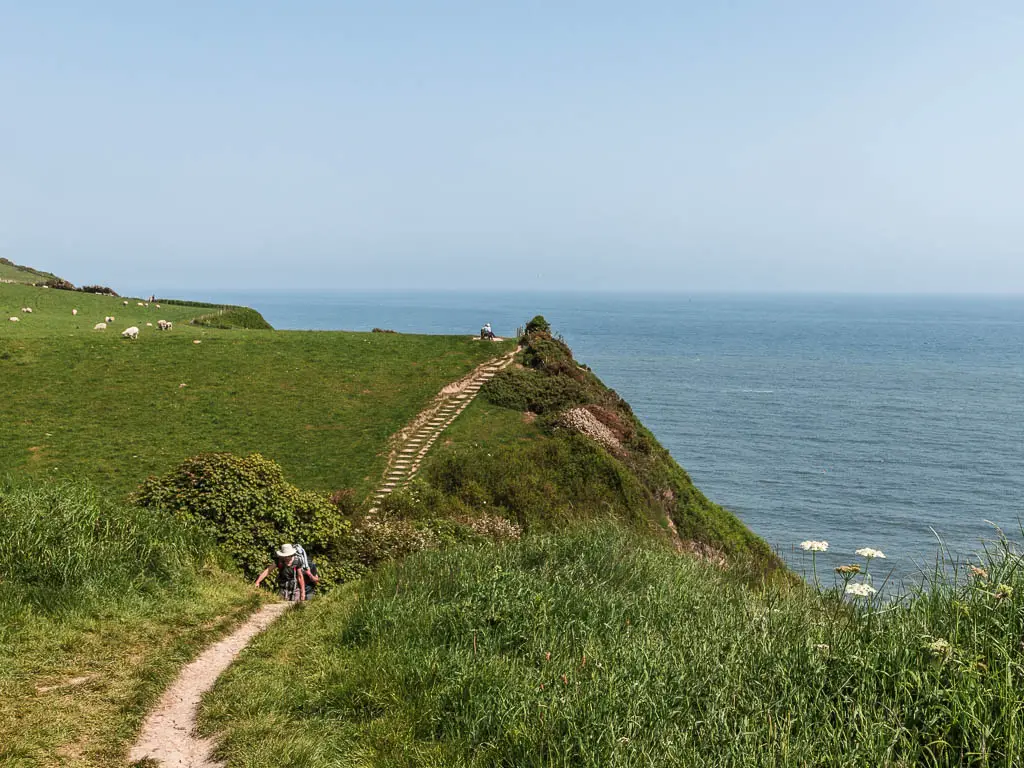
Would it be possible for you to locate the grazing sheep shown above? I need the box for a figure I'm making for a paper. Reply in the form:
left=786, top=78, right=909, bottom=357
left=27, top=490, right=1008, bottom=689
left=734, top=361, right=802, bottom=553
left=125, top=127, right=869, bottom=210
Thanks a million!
left=157, top=320, right=173, bottom=331
left=121, top=326, right=139, bottom=340
left=9, top=316, right=19, bottom=322
left=94, top=322, right=107, bottom=330
left=137, top=302, right=145, bottom=307
left=123, top=300, right=129, bottom=306
left=155, top=304, right=161, bottom=308
left=146, top=322, right=153, bottom=327
left=105, top=316, right=115, bottom=323
left=72, top=309, right=78, bottom=316
left=21, top=307, right=32, bottom=313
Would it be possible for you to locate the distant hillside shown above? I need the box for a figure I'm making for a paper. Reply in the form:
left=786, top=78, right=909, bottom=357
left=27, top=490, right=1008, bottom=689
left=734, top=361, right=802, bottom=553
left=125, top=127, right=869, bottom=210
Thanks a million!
left=0, top=258, right=61, bottom=285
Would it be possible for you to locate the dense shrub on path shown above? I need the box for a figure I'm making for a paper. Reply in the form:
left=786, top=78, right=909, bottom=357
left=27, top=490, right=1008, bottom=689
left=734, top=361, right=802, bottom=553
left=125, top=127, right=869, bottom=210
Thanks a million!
left=133, top=452, right=347, bottom=581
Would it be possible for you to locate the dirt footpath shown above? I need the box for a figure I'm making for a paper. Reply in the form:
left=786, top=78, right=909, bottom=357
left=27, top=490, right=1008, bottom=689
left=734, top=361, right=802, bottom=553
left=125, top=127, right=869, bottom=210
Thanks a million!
left=129, top=601, right=292, bottom=767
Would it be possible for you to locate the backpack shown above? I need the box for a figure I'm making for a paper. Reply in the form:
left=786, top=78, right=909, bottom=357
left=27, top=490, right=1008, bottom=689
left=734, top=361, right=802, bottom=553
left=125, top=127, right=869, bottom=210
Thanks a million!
left=294, top=544, right=311, bottom=571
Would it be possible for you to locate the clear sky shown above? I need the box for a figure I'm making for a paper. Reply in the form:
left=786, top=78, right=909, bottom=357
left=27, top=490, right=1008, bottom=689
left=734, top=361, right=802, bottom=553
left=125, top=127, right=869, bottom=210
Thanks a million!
left=2, top=2, right=1022, bottom=293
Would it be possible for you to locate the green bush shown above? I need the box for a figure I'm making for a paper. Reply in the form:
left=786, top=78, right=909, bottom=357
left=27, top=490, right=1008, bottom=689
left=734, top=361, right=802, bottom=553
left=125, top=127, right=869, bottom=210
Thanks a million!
left=77, top=284, right=119, bottom=295
left=524, top=314, right=550, bottom=334
left=133, top=452, right=347, bottom=581
left=481, top=367, right=589, bottom=414
left=190, top=306, right=274, bottom=330
left=0, top=481, right=211, bottom=614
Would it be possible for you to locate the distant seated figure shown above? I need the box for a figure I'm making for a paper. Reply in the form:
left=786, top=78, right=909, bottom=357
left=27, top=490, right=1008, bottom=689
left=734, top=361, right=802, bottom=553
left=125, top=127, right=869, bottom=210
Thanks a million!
left=481, top=323, right=495, bottom=340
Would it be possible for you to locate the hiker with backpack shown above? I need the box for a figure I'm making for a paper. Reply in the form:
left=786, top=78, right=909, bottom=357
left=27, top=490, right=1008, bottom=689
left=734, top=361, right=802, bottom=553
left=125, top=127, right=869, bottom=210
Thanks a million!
left=254, top=543, right=306, bottom=601
left=290, top=543, right=320, bottom=599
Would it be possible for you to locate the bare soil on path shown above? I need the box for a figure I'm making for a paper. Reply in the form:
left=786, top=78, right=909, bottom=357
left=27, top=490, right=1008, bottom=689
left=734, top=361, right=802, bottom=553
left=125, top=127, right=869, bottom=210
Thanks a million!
left=128, top=602, right=291, bottom=767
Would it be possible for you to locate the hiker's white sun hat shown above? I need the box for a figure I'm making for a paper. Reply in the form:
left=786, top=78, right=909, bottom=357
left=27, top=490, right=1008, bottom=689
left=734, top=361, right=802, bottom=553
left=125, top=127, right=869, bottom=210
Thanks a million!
left=275, top=543, right=297, bottom=558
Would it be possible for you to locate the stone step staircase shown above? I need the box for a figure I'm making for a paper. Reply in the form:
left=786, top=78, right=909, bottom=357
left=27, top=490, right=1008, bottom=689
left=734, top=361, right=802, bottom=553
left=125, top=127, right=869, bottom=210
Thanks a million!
left=369, top=349, right=516, bottom=509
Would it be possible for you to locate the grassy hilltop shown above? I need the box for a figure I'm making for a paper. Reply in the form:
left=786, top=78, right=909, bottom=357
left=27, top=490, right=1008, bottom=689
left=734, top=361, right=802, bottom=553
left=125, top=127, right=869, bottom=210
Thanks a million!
left=0, top=258, right=61, bottom=284
left=1, top=280, right=508, bottom=496
left=2, top=271, right=1024, bottom=767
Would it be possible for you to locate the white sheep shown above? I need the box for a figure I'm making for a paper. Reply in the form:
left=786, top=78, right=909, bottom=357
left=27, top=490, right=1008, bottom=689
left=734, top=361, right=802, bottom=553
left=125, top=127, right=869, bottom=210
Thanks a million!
left=157, top=319, right=173, bottom=331
left=9, top=316, right=19, bottom=322
left=72, top=309, right=78, bottom=316
left=137, top=302, right=145, bottom=307
left=94, top=322, right=107, bottom=330
left=21, top=307, right=32, bottom=313
left=123, top=300, right=128, bottom=306
left=122, top=326, right=139, bottom=340
left=146, top=322, right=153, bottom=327
left=105, top=316, right=115, bottom=323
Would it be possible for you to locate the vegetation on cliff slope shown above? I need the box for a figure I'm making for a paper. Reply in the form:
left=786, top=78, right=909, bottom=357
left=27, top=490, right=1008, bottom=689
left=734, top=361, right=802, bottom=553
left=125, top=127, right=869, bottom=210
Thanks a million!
left=403, top=315, right=781, bottom=574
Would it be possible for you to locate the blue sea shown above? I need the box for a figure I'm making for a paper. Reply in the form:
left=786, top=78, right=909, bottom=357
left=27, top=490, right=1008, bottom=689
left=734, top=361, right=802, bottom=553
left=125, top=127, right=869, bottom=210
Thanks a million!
left=181, top=290, right=1024, bottom=581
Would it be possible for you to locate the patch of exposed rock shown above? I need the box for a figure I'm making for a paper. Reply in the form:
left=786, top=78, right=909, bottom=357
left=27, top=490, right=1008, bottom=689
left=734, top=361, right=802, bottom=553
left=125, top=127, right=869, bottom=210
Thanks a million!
left=558, top=407, right=623, bottom=454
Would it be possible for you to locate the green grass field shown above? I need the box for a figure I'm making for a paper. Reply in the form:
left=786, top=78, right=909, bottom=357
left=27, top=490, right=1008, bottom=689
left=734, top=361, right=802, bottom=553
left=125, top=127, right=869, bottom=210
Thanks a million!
left=0, top=482, right=262, bottom=768
left=202, top=526, right=1024, bottom=768
left=1, top=282, right=513, bottom=498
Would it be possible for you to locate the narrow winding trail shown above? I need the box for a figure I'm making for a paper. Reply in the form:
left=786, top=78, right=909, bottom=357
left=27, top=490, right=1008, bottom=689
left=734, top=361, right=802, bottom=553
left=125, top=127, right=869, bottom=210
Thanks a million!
left=128, top=347, right=514, bottom=768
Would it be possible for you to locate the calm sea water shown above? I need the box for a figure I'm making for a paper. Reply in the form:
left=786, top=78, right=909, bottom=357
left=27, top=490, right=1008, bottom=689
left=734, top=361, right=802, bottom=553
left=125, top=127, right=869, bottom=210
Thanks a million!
left=183, top=290, right=1024, bottom=580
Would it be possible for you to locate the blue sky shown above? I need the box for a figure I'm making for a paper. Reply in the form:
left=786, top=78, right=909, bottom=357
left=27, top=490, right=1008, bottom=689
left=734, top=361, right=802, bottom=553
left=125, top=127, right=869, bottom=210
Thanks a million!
left=2, top=2, right=1022, bottom=293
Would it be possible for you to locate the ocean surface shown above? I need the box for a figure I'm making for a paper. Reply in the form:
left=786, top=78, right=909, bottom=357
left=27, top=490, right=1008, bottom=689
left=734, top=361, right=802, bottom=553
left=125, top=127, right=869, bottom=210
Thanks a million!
left=182, top=290, right=1024, bottom=582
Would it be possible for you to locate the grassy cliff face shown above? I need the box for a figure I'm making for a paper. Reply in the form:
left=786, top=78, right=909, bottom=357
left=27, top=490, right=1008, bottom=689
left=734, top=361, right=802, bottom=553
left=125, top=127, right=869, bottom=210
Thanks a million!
left=406, top=316, right=782, bottom=576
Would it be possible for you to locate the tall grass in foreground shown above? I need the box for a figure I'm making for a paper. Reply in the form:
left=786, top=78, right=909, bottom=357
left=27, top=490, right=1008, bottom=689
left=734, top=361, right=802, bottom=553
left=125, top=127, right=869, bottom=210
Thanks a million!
left=0, top=480, right=213, bottom=618
left=0, top=482, right=257, bottom=768
left=206, top=525, right=1024, bottom=767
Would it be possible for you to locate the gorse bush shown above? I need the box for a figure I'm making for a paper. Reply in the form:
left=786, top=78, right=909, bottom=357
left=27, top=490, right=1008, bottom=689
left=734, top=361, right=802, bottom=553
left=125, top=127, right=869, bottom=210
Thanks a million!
left=42, top=277, right=76, bottom=291
left=0, top=481, right=211, bottom=614
left=524, top=314, right=550, bottom=334
left=204, top=525, right=1024, bottom=767
left=482, top=366, right=588, bottom=414
left=77, top=284, right=119, bottom=296
left=133, top=452, right=347, bottom=582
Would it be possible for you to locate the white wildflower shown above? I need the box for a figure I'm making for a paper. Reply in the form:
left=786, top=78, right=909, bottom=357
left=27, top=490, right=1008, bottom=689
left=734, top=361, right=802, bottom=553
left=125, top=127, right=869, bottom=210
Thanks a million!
left=855, top=547, right=886, bottom=559
left=800, top=540, right=829, bottom=552
left=925, top=637, right=952, bottom=658
left=845, top=582, right=877, bottom=598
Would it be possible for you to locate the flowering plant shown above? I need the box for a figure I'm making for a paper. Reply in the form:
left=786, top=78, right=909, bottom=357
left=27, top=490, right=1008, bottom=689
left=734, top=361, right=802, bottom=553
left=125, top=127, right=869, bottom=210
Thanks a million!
left=845, top=582, right=877, bottom=598
left=800, top=540, right=828, bottom=552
